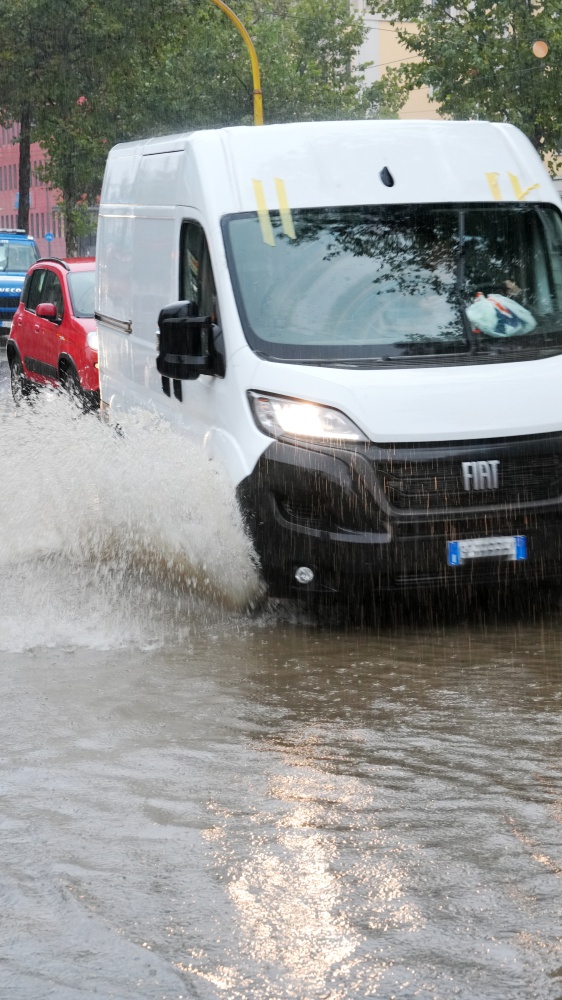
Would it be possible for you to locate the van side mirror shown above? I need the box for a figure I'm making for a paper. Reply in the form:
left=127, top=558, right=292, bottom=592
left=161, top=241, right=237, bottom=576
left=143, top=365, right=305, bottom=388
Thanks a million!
left=156, top=300, right=225, bottom=381
left=36, top=302, right=57, bottom=321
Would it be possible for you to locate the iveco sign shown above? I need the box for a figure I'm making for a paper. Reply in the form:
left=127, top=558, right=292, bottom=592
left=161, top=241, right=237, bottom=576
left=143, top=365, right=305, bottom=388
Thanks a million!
left=462, top=460, right=500, bottom=491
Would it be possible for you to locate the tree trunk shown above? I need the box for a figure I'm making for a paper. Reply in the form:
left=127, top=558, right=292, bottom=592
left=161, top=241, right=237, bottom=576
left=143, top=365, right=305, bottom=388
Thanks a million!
left=60, top=147, right=80, bottom=256
left=62, top=200, right=79, bottom=256
left=17, top=104, right=32, bottom=232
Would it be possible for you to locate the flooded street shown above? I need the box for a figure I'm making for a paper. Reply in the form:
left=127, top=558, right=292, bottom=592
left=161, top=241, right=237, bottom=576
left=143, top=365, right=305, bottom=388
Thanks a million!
left=0, top=357, right=561, bottom=999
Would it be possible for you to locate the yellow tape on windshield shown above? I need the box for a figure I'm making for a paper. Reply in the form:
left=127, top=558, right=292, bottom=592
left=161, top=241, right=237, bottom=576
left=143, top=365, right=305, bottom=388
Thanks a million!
left=274, top=178, right=296, bottom=239
left=252, top=179, right=275, bottom=246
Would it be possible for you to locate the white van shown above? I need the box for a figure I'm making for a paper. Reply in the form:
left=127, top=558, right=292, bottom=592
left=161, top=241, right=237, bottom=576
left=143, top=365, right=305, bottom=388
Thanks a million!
left=96, top=119, right=562, bottom=597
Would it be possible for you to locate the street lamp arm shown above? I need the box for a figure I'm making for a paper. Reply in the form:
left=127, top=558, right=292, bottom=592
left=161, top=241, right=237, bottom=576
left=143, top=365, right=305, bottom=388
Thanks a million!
left=209, top=0, right=264, bottom=126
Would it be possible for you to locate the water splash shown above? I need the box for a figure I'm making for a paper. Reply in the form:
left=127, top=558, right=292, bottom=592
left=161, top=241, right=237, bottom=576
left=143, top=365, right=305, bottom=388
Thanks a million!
left=0, top=391, right=262, bottom=651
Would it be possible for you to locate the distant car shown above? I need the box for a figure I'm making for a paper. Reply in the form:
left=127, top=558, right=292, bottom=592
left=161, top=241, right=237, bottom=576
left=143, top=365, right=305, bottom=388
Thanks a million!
left=0, top=229, right=39, bottom=332
left=6, top=256, right=98, bottom=409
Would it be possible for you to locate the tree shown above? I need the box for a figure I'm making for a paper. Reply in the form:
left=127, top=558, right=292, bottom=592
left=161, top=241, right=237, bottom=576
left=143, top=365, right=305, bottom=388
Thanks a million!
left=34, top=0, right=399, bottom=250
left=103, top=0, right=398, bottom=134
left=0, top=0, right=398, bottom=251
left=0, top=0, right=48, bottom=232
left=187, top=0, right=375, bottom=125
left=366, top=0, right=562, bottom=169
left=0, top=0, right=185, bottom=250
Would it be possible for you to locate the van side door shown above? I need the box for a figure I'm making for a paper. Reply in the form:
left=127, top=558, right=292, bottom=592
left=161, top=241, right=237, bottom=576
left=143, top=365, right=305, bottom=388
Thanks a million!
left=158, top=220, right=223, bottom=438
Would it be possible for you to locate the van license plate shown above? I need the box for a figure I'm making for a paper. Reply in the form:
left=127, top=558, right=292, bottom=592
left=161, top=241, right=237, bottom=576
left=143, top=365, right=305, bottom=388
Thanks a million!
left=447, top=536, right=527, bottom=567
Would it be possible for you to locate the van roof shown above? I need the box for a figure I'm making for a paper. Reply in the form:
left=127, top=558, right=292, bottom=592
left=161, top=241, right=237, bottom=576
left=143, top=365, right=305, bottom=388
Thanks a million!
left=104, top=119, right=555, bottom=213
left=110, top=118, right=526, bottom=155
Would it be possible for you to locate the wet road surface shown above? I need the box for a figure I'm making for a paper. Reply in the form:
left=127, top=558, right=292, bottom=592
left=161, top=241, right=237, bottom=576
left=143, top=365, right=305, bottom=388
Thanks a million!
left=0, top=357, right=561, bottom=999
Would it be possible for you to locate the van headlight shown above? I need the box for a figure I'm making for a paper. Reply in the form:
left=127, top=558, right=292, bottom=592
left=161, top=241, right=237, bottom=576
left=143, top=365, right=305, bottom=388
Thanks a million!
left=248, top=391, right=367, bottom=444
left=86, top=330, right=99, bottom=352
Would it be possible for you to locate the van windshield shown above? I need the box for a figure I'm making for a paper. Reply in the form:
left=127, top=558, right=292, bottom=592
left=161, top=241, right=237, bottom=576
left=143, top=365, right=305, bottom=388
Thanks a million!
left=222, top=203, right=562, bottom=365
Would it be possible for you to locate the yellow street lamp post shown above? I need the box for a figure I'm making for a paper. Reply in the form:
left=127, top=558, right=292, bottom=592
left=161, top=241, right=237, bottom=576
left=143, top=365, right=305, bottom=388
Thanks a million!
left=209, top=0, right=264, bottom=125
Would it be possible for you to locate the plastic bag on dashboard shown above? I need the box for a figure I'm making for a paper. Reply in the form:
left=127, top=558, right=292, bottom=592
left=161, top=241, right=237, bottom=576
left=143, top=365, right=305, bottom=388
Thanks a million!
left=465, top=292, right=537, bottom=338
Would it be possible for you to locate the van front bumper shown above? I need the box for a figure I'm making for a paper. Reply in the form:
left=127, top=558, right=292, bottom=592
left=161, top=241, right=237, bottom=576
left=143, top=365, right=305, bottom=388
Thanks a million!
left=237, top=436, right=562, bottom=597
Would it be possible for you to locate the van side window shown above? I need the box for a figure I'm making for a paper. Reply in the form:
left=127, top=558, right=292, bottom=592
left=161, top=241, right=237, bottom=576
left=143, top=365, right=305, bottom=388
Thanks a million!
left=180, top=222, right=216, bottom=318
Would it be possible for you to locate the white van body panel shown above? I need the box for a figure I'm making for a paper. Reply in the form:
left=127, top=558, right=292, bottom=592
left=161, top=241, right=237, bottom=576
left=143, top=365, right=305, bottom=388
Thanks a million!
left=249, top=353, right=562, bottom=443
left=97, top=119, right=562, bottom=489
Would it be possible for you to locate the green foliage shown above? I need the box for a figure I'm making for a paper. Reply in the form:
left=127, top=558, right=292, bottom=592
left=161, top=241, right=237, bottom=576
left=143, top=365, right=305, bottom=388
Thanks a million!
left=0, top=0, right=399, bottom=250
left=366, top=0, right=562, bottom=169
left=106, top=0, right=396, bottom=133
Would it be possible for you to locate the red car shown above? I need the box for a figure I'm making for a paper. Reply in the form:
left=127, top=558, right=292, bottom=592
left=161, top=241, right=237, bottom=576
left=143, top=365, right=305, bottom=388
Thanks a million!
left=6, top=256, right=98, bottom=408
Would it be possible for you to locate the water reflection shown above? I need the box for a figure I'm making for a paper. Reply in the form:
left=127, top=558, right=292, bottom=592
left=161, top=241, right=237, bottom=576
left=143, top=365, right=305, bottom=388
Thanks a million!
left=191, top=607, right=562, bottom=998
left=0, top=361, right=561, bottom=997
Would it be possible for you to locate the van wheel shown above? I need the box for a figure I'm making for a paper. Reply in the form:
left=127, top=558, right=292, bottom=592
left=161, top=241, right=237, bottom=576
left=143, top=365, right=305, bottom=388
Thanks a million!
left=10, top=355, right=32, bottom=405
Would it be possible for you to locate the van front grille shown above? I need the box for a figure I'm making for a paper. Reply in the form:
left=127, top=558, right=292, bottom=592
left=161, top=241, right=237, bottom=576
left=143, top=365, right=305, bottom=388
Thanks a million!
left=378, top=454, right=562, bottom=511
left=275, top=489, right=379, bottom=533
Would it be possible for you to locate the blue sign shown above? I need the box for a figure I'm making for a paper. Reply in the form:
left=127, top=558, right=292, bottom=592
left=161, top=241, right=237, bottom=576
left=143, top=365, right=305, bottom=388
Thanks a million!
left=44, top=232, right=54, bottom=242
left=14, top=193, right=33, bottom=209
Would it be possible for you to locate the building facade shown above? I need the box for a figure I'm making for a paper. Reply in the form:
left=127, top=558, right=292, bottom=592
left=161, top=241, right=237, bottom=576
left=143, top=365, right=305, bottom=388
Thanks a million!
left=351, top=0, right=440, bottom=120
left=0, top=123, right=66, bottom=259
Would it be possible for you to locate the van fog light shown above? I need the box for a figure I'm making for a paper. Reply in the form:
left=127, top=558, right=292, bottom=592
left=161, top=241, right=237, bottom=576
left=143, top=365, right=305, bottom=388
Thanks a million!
left=295, top=566, right=315, bottom=585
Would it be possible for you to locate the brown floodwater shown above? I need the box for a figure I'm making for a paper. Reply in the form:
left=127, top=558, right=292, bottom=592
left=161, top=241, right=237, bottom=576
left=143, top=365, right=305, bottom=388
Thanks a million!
left=0, top=360, right=561, bottom=999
